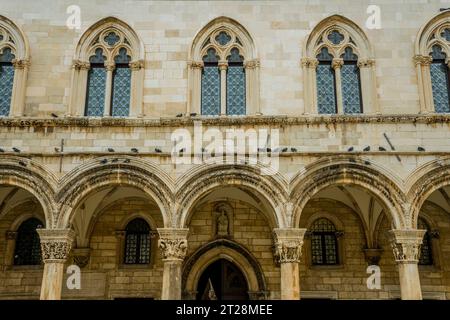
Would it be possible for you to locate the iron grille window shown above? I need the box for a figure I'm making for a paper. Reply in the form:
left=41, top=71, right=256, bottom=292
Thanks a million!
left=201, top=48, right=221, bottom=115
left=226, top=48, right=246, bottom=115
left=341, top=47, right=362, bottom=114
left=0, top=47, right=15, bottom=116
left=13, top=218, right=43, bottom=265
left=111, top=48, right=131, bottom=117
left=85, top=48, right=106, bottom=116
left=124, top=218, right=151, bottom=264
left=310, top=218, right=339, bottom=265
left=430, top=45, right=450, bottom=113
left=418, top=218, right=433, bottom=266
left=316, top=48, right=337, bottom=114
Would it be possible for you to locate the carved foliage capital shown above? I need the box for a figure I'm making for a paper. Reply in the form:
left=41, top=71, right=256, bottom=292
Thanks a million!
left=72, top=59, right=90, bottom=70
left=157, top=228, right=189, bottom=261
left=188, top=60, right=204, bottom=69
left=129, top=60, right=144, bottom=71
left=332, top=58, right=344, bottom=69
left=37, top=229, right=75, bottom=263
left=244, top=59, right=260, bottom=69
left=357, top=59, right=376, bottom=68
left=301, top=57, right=319, bottom=68
left=388, top=229, right=426, bottom=263
left=413, top=55, right=432, bottom=66
left=12, top=59, right=30, bottom=69
left=273, top=228, right=307, bottom=264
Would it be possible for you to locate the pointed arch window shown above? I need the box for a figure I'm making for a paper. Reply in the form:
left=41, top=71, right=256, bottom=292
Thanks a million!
left=0, top=47, right=15, bottom=116
left=303, top=17, right=377, bottom=115
left=13, top=218, right=43, bottom=266
left=429, top=45, right=450, bottom=113
left=71, top=18, right=144, bottom=118
left=189, top=18, right=260, bottom=116
left=124, top=218, right=151, bottom=264
left=418, top=218, right=433, bottom=266
left=310, top=218, right=339, bottom=265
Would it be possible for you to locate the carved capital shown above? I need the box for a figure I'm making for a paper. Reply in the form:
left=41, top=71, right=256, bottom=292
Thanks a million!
left=129, top=59, right=144, bottom=71
left=388, top=229, right=426, bottom=263
left=12, top=59, right=30, bottom=69
left=301, top=57, right=319, bottom=68
left=72, top=59, right=90, bottom=70
left=244, top=59, right=260, bottom=69
left=413, top=55, right=432, bottom=66
left=5, top=231, right=17, bottom=240
left=37, top=229, right=75, bottom=263
left=273, top=228, right=306, bottom=264
left=218, top=60, right=228, bottom=71
left=363, top=248, right=383, bottom=265
left=105, top=62, right=116, bottom=72
left=357, top=59, right=376, bottom=68
left=157, top=228, right=189, bottom=261
left=72, top=248, right=91, bottom=268
left=188, top=60, right=204, bottom=69
left=332, top=58, right=344, bottom=70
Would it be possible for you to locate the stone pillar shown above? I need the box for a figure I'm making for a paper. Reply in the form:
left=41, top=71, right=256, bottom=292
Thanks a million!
left=187, top=60, right=204, bottom=115
left=129, top=60, right=145, bottom=117
left=413, top=55, right=433, bottom=113
left=300, top=58, right=319, bottom=115
left=218, top=60, right=228, bottom=115
left=244, top=59, right=261, bottom=115
left=10, top=59, right=30, bottom=117
left=37, top=229, right=75, bottom=300
left=332, top=58, right=344, bottom=114
left=388, top=229, right=426, bottom=300
left=157, top=228, right=189, bottom=300
left=273, top=228, right=307, bottom=300
left=104, top=62, right=115, bottom=116
left=358, top=59, right=379, bottom=114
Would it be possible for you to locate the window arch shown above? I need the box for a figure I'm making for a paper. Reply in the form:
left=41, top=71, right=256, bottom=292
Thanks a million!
left=415, top=11, right=450, bottom=113
left=188, top=17, right=260, bottom=116
left=417, top=217, right=433, bottom=266
left=13, top=218, right=43, bottom=266
left=303, top=15, right=378, bottom=115
left=0, top=15, right=29, bottom=117
left=310, top=218, right=339, bottom=265
left=70, top=17, right=144, bottom=118
left=124, top=218, right=151, bottom=264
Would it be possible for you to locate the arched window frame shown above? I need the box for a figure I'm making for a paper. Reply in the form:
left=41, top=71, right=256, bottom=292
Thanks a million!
left=416, top=213, right=441, bottom=269
left=0, top=15, right=29, bottom=117
left=415, top=11, right=450, bottom=113
left=303, top=15, right=378, bottom=115
left=188, top=17, right=260, bottom=116
left=70, top=17, right=144, bottom=118
left=115, top=215, right=157, bottom=268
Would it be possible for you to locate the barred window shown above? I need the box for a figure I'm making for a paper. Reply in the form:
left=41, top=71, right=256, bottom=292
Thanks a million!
left=0, top=47, right=15, bottom=116
left=430, top=45, right=450, bottom=113
left=111, top=48, right=131, bottom=117
left=341, top=47, right=362, bottom=114
left=316, top=47, right=337, bottom=114
left=310, top=218, right=339, bottom=265
left=226, top=48, right=246, bottom=115
left=418, top=218, right=433, bottom=266
left=124, top=218, right=151, bottom=264
left=13, top=218, right=43, bottom=266
left=201, top=48, right=221, bottom=115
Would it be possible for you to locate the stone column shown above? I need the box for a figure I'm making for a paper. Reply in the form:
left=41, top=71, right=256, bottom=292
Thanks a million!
left=332, top=58, right=344, bottom=114
left=187, top=60, right=204, bottom=115
left=129, top=60, right=145, bottom=117
left=104, top=61, right=115, bottom=116
left=300, top=58, right=318, bottom=115
left=273, top=228, right=307, bottom=300
left=218, top=60, right=228, bottom=115
left=244, top=59, right=261, bottom=115
left=388, top=229, right=426, bottom=300
left=358, top=59, right=379, bottom=114
left=37, top=229, right=75, bottom=300
left=157, top=228, right=189, bottom=300
left=413, top=55, right=433, bottom=113
left=3, top=231, right=17, bottom=269
left=10, top=59, right=30, bottom=117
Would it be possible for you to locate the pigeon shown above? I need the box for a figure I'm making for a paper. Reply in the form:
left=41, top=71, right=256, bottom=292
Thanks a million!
left=107, top=148, right=115, bottom=152
left=0, top=148, right=4, bottom=152
left=123, top=159, right=131, bottom=163
left=18, top=161, right=27, bottom=167
left=155, top=148, right=162, bottom=153
left=363, top=146, right=370, bottom=152
left=282, top=147, right=288, bottom=152
left=12, top=147, right=20, bottom=153
left=51, top=113, right=58, bottom=118
left=111, top=158, right=119, bottom=163
left=291, top=147, right=297, bottom=152
left=364, top=161, right=371, bottom=166
left=131, top=148, right=139, bottom=153
left=266, top=148, right=272, bottom=152
left=179, top=148, right=186, bottom=153
left=378, top=146, right=387, bottom=151
left=54, top=147, right=60, bottom=152
left=176, top=113, right=183, bottom=117
left=418, top=147, right=426, bottom=152
left=100, top=159, right=108, bottom=164
left=190, top=113, right=197, bottom=117
left=347, top=146, right=354, bottom=152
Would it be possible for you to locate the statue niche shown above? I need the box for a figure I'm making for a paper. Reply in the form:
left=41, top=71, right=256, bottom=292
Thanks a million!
left=212, top=202, right=233, bottom=239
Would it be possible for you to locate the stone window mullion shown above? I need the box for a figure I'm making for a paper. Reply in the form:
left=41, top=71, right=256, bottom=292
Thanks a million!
left=332, top=58, right=344, bottom=114
left=218, top=60, right=228, bottom=115
left=104, top=61, right=115, bottom=117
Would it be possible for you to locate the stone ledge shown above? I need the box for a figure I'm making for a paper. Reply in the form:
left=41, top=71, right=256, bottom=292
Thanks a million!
left=2, top=114, right=450, bottom=128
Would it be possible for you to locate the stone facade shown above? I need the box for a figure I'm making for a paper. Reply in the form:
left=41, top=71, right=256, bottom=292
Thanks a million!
left=0, top=0, right=450, bottom=300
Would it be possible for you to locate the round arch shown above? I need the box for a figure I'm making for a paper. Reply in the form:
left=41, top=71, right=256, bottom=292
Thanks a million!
left=182, top=239, right=268, bottom=299
left=56, top=156, right=174, bottom=228
left=175, top=164, right=289, bottom=229
left=0, top=156, right=57, bottom=227
left=291, top=157, right=406, bottom=229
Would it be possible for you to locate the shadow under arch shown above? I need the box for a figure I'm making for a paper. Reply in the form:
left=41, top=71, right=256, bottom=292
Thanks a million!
left=182, top=239, right=269, bottom=300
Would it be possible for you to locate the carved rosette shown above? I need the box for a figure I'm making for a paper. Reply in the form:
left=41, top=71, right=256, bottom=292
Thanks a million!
left=388, top=229, right=426, bottom=263
left=157, top=228, right=189, bottom=261
left=273, top=228, right=307, bottom=264
left=37, top=229, right=75, bottom=263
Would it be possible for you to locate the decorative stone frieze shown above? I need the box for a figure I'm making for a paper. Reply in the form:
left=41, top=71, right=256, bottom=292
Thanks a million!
left=157, top=228, right=189, bottom=261
left=273, top=228, right=307, bottom=264
left=37, top=229, right=75, bottom=263
left=388, top=229, right=426, bottom=263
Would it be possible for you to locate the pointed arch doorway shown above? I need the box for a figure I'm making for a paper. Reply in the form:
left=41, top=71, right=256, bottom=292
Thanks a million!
left=197, top=259, right=248, bottom=300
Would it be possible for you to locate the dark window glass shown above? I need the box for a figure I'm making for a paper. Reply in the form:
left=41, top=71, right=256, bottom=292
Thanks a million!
left=418, top=218, right=433, bottom=266
left=430, top=45, right=450, bottom=113
left=341, top=47, right=362, bottom=114
left=85, top=48, right=106, bottom=116
left=13, top=218, right=43, bottom=265
left=0, top=47, right=15, bottom=116
left=201, top=48, right=221, bottom=115
left=311, top=218, right=338, bottom=265
left=111, top=48, right=131, bottom=117
left=226, top=48, right=245, bottom=115
left=124, top=218, right=151, bottom=264
left=316, top=47, right=337, bottom=114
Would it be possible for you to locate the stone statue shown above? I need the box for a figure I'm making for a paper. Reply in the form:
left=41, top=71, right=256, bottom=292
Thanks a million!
left=216, top=208, right=229, bottom=236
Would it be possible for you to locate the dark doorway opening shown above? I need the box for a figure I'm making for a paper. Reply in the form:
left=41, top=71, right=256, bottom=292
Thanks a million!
left=196, top=259, right=249, bottom=300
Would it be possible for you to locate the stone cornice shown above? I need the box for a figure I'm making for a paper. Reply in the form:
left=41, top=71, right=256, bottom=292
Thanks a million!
left=2, top=114, right=450, bottom=128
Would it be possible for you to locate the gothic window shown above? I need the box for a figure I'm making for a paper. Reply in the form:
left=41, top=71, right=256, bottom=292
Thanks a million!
left=124, top=218, right=151, bottom=264
left=71, top=17, right=144, bottom=117
left=418, top=218, right=433, bottom=266
left=0, top=16, right=29, bottom=117
left=189, top=17, right=259, bottom=115
left=303, top=16, right=376, bottom=115
left=13, top=218, right=43, bottom=266
left=415, top=11, right=450, bottom=113
left=310, top=218, right=338, bottom=265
